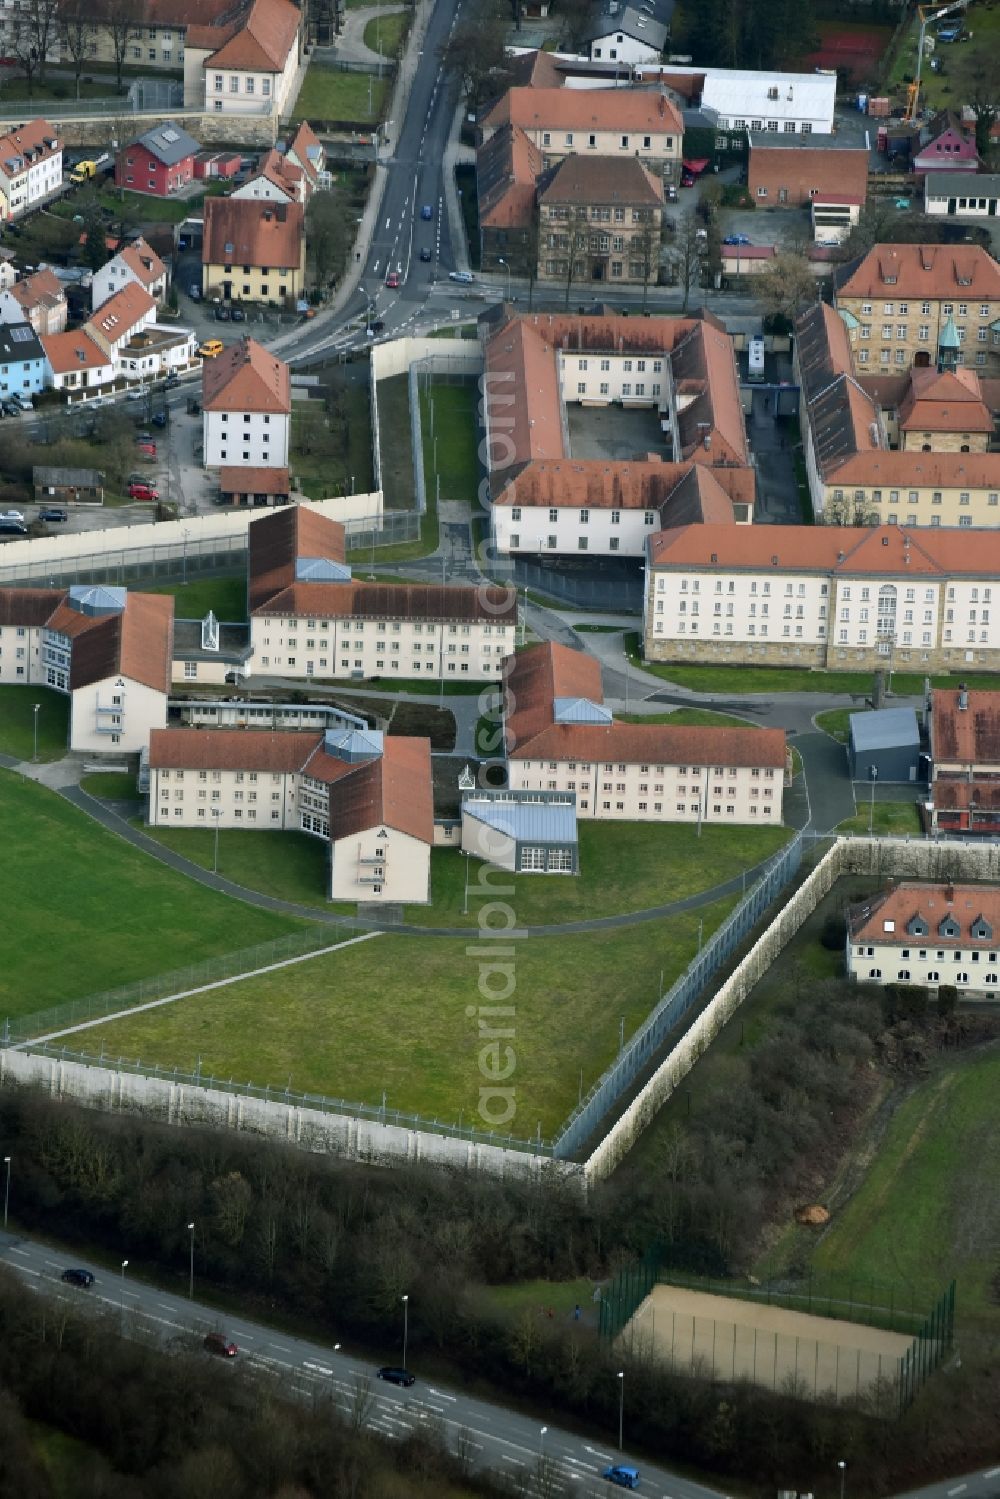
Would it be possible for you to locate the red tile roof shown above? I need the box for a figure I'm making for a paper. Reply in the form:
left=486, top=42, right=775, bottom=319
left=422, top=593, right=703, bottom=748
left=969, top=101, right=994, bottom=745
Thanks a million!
left=824, top=450, right=1000, bottom=488
left=477, top=123, right=543, bottom=231
left=482, top=86, right=683, bottom=139
left=118, top=238, right=167, bottom=288
left=0, top=587, right=63, bottom=626
left=671, top=320, right=748, bottom=465
left=648, top=521, right=1000, bottom=576
left=848, top=883, right=1000, bottom=946
left=255, top=579, right=517, bottom=623
left=54, top=591, right=174, bottom=693
left=286, top=121, right=324, bottom=183
left=931, top=688, right=1000, bottom=764
left=203, top=197, right=304, bottom=273
left=202, top=335, right=291, bottom=413
left=0, top=117, right=60, bottom=182
left=496, top=457, right=754, bottom=512
left=149, top=727, right=323, bottom=771
left=897, top=366, right=993, bottom=434
left=328, top=734, right=434, bottom=845
left=6, top=267, right=64, bottom=314
left=248, top=504, right=346, bottom=611
left=219, top=465, right=290, bottom=494
left=204, top=0, right=300, bottom=70
left=41, top=330, right=111, bottom=375
left=836, top=243, right=1000, bottom=302
left=537, top=153, right=664, bottom=208
left=89, top=281, right=155, bottom=342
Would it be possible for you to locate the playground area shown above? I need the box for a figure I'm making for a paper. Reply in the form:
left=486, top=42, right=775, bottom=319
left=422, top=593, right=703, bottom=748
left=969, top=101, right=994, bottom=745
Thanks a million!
left=623, top=1283, right=913, bottom=1404
left=805, top=22, right=893, bottom=84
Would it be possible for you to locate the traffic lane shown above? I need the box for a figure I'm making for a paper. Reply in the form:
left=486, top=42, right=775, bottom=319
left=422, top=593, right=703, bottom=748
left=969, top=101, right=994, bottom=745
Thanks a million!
left=893, top=1474, right=1000, bottom=1499
left=0, top=1233, right=728, bottom=1499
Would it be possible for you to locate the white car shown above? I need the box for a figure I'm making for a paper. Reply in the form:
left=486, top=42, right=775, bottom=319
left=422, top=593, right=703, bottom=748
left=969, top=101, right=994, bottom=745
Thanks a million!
left=0, top=508, right=24, bottom=521
left=126, top=389, right=145, bottom=401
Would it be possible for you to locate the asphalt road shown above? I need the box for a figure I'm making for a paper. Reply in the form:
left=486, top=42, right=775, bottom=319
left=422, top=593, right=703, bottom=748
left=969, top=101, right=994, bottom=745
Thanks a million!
left=0, top=1227, right=730, bottom=1499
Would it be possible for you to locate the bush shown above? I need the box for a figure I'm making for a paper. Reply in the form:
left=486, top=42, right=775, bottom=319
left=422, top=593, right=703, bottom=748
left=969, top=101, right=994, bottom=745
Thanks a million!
left=820, top=912, right=847, bottom=951
left=937, top=983, right=958, bottom=1017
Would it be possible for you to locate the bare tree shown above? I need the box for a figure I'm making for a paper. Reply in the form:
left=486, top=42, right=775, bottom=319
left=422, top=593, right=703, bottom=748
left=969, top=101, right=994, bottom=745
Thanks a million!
left=104, top=0, right=138, bottom=94
left=8, top=0, right=60, bottom=96
left=633, top=216, right=661, bottom=312
left=749, top=250, right=817, bottom=328
left=58, top=0, right=93, bottom=98
left=669, top=209, right=702, bottom=312
left=559, top=208, right=591, bottom=311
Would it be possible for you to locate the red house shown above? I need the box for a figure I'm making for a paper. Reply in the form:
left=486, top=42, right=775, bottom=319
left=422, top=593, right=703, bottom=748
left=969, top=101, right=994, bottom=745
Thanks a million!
left=116, top=123, right=201, bottom=197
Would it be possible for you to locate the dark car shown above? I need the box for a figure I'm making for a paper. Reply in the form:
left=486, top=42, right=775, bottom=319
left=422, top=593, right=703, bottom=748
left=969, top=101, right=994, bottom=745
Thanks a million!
left=214, top=304, right=231, bottom=321
left=61, top=1268, right=95, bottom=1288
left=420, top=203, right=433, bottom=220
left=0, top=519, right=27, bottom=535
left=2, top=399, right=21, bottom=416
left=376, top=1366, right=415, bottom=1387
left=602, top=1467, right=640, bottom=1490
left=38, top=506, right=67, bottom=522
left=204, top=1332, right=238, bottom=1358
left=151, top=412, right=167, bottom=428
left=166, top=370, right=180, bottom=386
left=230, top=306, right=246, bottom=322
left=419, top=247, right=432, bottom=262
left=723, top=233, right=751, bottom=246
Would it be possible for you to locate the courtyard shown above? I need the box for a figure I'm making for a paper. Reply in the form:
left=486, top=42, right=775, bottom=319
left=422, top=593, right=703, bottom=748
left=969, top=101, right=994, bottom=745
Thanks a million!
left=566, top=402, right=666, bottom=461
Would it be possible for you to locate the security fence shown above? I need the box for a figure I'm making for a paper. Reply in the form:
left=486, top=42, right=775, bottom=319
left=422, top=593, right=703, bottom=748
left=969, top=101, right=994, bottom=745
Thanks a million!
left=552, top=832, right=804, bottom=1159
left=511, top=557, right=645, bottom=614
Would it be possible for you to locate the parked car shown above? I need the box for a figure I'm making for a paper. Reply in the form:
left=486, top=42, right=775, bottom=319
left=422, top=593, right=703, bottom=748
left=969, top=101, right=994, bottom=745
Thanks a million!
left=376, top=1367, right=415, bottom=1387
left=214, top=304, right=231, bottom=321
left=723, top=233, right=752, bottom=246
left=230, top=306, right=246, bottom=322
left=681, top=171, right=696, bottom=187
left=0, top=508, right=24, bottom=521
left=665, top=183, right=678, bottom=202
left=198, top=340, right=224, bottom=359
left=128, top=481, right=159, bottom=501
left=203, top=1332, right=238, bottom=1358
left=448, top=270, right=474, bottom=284
left=151, top=411, right=167, bottom=428
left=136, top=440, right=157, bottom=458
left=419, top=247, right=432, bottom=262
left=126, top=388, right=145, bottom=401
left=0, top=519, right=27, bottom=536
left=166, top=370, right=180, bottom=386
left=38, top=506, right=67, bottom=523
left=14, top=394, right=32, bottom=410
left=602, top=1466, right=640, bottom=1489
left=1, top=399, right=21, bottom=416
left=188, top=283, right=201, bottom=300
left=61, top=1268, right=95, bottom=1289
left=420, top=203, right=433, bottom=220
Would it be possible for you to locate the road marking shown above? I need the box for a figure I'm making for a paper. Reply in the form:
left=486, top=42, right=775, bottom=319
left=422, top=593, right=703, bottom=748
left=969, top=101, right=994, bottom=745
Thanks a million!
left=500, top=1455, right=524, bottom=1466
left=9, top=1247, right=30, bottom=1256
left=948, top=1487, right=967, bottom=1496
left=16, top=1264, right=38, bottom=1276
left=158, top=1302, right=175, bottom=1311
left=270, top=1341, right=292, bottom=1352
left=303, top=1361, right=333, bottom=1376
left=984, top=1471, right=1000, bottom=1481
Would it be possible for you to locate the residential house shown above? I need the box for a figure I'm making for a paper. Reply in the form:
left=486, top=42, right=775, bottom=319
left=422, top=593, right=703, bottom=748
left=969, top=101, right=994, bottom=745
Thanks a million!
left=535, top=154, right=665, bottom=285
left=232, top=146, right=309, bottom=204
left=219, top=465, right=291, bottom=507
left=582, top=0, right=673, bottom=64
left=747, top=132, right=868, bottom=211
left=0, top=119, right=62, bottom=221
left=792, top=300, right=1000, bottom=525
left=846, top=882, right=1000, bottom=994
left=246, top=505, right=517, bottom=682
left=0, top=322, right=48, bottom=399
left=284, top=122, right=325, bottom=190
left=52, top=0, right=240, bottom=75
left=146, top=726, right=434, bottom=904
left=0, top=268, right=67, bottom=335
left=476, top=123, right=544, bottom=275
left=503, top=640, right=786, bottom=824
left=926, top=685, right=1000, bottom=834
left=202, top=197, right=306, bottom=306
left=44, top=281, right=197, bottom=397
left=643, top=522, right=1000, bottom=673
left=41, top=330, right=115, bottom=398
left=202, top=336, right=291, bottom=468
left=33, top=467, right=105, bottom=505
left=0, top=584, right=171, bottom=753
left=912, top=111, right=979, bottom=177
left=185, top=0, right=302, bottom=117
left=924, top=172, right=1000, bottom=220
left=484, top=310, right=754, bottom=556
left=91, top=237, right=169, bottom=310
left=115, top=122, right=200, bottom=197
left=833, top=243, right=1000, bottom=375
left=479, top=87, right=684, bottom=184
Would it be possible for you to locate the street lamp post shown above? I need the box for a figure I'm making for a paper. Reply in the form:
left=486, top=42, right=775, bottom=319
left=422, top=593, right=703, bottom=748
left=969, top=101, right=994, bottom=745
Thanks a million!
left=181, top=528, right=189, bottom=586
left=617, top=1369, right=625, bottom=1451
left=868, top=764, right=878, bottom=837
left=2, top=1156, right=10, bottom=1230
left=187, top=1221, right=195, bottom=1299
left=32, top=702, right=40, bottom=762
left=838, top=1460, right=847, bottom=1499
left=539, top=1426, right=547, bottom=1461
left=401, top=1292, right=409, bottom=1368
left=212, top=807, right=222, bottom=874
left=497, top=257, right=512, bottom=301
left=120, top=1258, right=129, bottom=1333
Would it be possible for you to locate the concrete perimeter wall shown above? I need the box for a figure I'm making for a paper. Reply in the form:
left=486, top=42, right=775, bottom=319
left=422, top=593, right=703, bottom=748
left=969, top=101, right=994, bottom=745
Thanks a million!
left=370, top=336, right=483, bottom=383
left=0, top=1048, right=583, bottom=1185
left=33, top=113, right=279, bottom=151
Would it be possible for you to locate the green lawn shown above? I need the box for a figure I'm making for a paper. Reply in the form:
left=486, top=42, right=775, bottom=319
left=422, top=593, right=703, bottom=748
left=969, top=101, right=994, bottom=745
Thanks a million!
left=0, top=771, right=302, bottom=1018
left=424, top=379, right=479, bottom=505
left=617, top=708, right=753, bottom=728
left=70, top=901, right=737, bottom=1133
left=291, top=380, right=375, bottom=502
left=624, top=634, right=1000, bottom=697
left=807, top=1049, right=1000, bottom=1332
left=79, top=772, right=137, bottom=800
left=887, top=3, right=1000, bottom=115
left=0, top=687, right=69, bottom=762
left=406, top=821, right=790, bottom=928
left=837, top=800, right=923, bottom=837
left=0, top=76, right=121, bottom=101
left=149, top=575, right=247, bottom=623
left=815, top=707, right=860, bottom=744
left=292, top=65, right=390, bottom=124
left=364, top=10, right=409, bottom=55
left=96, top=189, right=191, bottom=224
left=135, top=823, right=356, bottom=912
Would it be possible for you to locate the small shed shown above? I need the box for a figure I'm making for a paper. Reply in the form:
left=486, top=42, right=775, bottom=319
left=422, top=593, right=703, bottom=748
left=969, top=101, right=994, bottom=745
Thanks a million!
left=848, top=707, right=922, bottom=783
left=194, top=151, right=241, bottom=181
left=218, top=466, right=291, bottom=508
left=33, top=466, right=105, bottom=504
left=461, top=790, right=578, bottom=874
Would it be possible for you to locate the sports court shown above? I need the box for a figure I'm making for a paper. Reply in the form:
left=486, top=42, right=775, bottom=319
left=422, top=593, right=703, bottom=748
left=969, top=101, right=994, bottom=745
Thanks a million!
left=805, top=24, right=892, bottom=85
left=623, top=1284, right=913, bottom=1401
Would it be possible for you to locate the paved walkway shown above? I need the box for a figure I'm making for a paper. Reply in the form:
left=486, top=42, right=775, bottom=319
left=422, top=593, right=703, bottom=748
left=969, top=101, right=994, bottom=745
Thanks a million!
left=319, top=3, right=407, bottom=65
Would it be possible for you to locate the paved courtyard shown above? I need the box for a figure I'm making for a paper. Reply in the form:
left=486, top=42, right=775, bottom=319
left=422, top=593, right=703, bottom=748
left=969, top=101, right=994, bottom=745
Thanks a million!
left=566, top=402, right=666, bottom=461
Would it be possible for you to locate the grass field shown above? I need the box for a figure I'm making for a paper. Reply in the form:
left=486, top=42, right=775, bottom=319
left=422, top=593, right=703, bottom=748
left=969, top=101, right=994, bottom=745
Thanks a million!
left=815, top=707, right=859, bottom=744
left=371, top=376, right=478, bottom=562
left=71, top=900, right=737, bottom=1132
left=135, top=823, right=356, bottom=911
left=149, top=575, right=247, bottom=623
left=0, top=687, right=69, bottom=761
left=837, top=800, right=923, bottom=836
left=96, top=189, right=191, bottom=224
left=424, top=379, right=479, bottom=506
left=79, top=772, right=137, bottom=800
left=0, top=771, right=302, bottom=1018
left=617, top=708, right=753, bottom=729
left=807, top=1049, right=1000, bottom=1331
left=364, top=10, right=408, bottom=55
left=886, top=1, right=1000, bottom=115
left=292, top=65, right=389, bottom=124
left=405, top=821, right=790, bottom=928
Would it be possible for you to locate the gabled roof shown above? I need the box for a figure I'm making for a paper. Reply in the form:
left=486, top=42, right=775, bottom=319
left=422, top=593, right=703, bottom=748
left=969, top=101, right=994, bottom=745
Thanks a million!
left=328, top=734, right=434, bottom=845
left=116, top=238, right=167, bottom=288
left=848, top=883, right=1000, bottom=946
left=495, top=457, right=754, bottom=512
left=248, top=146, right=303, bottom=199
left=0, top=117, right=60, bottom=180
left=247, top=504, right=347, bottom=611
left=835, top=243, right=1000, bottom=302
left=219, top=464, right=290, bottom=494
left=0, top=320, right=44, bottom=364
left=133, top=122, right=200, bottom=165
left=89, top=281, right=155, bottom=341
left=64, top=590, right=173, bottom=693
left=149, top=727, right=323, bottom=771
left=41, top=329, right=111, bottom=375
left=4, top=267, right=64, bottom=314
left=670, top=319, right=748, bottom=465
left=537, top=153, right=664, bottom=208
left=482, top=85, right=683, bottom=139
left=931, top=687, right=1000, bottom=764
left=203, top=196, right=304, bottom=271
left=504, top=641, right=604, bottom=752
left=659, top=463, right=739, bottom=526
left=204, top=0, right=300, bottom=71
left=504, top=48, right=565, bottom=90
left=476, top=123, right=542, bottom=231
left=582, top=0, right=672, bottom=50
left=202, top=335, right=291, bottom=414
left=255, top=580, right=517, bottom=622
left=0, top=587, right=64, bottom=627
left=897, top=366, right=993, bottom=434
left=285, top=121, right=324, bottom=183
left=647, top=522, right=1000, bottom=577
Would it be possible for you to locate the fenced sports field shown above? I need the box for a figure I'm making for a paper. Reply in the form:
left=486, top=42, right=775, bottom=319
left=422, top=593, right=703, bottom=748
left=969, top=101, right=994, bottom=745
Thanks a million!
left=623, top=1284, right=912, bottom=1405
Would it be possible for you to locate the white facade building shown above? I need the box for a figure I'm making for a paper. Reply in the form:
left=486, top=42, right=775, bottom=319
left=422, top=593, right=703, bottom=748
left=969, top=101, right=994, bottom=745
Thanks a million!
left=847, top=882, right=1000, bottom=996
left=91, top=239, right=168, bottom=311
left=202, top=337, right=291, bottom=469
left=0, top=119, right=63, bottom=220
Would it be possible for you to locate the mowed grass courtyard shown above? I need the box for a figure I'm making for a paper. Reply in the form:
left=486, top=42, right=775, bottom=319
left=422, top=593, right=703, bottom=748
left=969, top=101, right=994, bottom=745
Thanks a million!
left=0, top=771, right=303, bottom=1020
left=68, top=898, right=737, bottom=1134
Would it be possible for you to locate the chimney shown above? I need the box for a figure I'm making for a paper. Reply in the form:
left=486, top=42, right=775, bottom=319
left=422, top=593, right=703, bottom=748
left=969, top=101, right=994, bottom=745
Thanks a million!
left=945, top=881, right=954, bottom=904
left=958, top=683, right=968, bottom=711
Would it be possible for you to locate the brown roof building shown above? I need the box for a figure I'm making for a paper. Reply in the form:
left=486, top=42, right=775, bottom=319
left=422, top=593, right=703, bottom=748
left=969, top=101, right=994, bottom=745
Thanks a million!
left=480, top=85, right=684, bottom=184
left=203, top=335, right=292, bottom=413
left=201, top=0, right=301, bottom=72
left=0, top=266, right=67, bottom=335
left=748, top=133, right=869, bottom=208
left=535, top=154, right=664, bottom=286
left=927, top=686, right=1000, bottom=834
left=476, top=123, right=543, bottom=273
left=202, top=198, right=305, bottom=305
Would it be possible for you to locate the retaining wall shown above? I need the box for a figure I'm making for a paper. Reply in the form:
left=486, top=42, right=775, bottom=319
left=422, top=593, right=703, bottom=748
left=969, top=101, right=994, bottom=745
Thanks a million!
left=48, top=112, right=279, bottom=150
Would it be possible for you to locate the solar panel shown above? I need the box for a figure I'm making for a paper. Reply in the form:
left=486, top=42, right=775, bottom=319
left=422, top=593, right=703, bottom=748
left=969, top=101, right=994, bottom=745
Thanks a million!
left=10, top=326, right=32, bottom=341
left=161, top=128, right=179, bottom=143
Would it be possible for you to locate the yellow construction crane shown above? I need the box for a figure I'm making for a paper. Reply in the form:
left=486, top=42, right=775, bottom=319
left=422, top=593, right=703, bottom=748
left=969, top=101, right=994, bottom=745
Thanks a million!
left=904, top=0, right=969, bottom=121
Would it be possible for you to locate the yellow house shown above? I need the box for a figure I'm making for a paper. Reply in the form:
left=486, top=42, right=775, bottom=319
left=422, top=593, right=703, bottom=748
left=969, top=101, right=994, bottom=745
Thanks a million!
left=202, top=197, right=305, bottom=307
